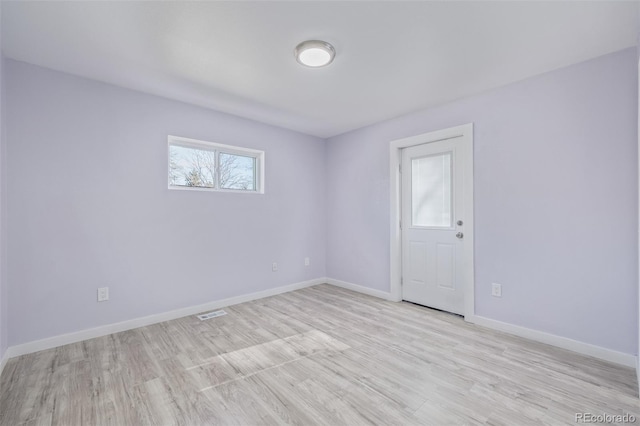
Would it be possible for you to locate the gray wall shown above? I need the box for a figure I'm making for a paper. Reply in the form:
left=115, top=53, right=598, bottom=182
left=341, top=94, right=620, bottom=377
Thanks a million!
left=326, top=48, right=638, bottom=354
left=6, top=60, right=326, bottom=346
left=4, top=48, right=638, bottom=357
left=0, top=2, right=7, bottom=361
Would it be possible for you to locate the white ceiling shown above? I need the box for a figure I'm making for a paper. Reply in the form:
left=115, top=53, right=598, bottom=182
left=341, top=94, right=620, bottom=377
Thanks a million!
left=3, top=1, right=638, bottom=138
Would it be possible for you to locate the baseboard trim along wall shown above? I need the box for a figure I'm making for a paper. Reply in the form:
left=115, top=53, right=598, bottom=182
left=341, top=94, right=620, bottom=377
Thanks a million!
left=325, top=277, right=636, bottom=368
left=0, top=350, right=8, bottom=380
left=326, top=278, right=397, bottom=301
left=4, top=277, right=636, bottom=372
left=466, top=314, right=637, bottom=368
left=636, top=356, right=639, bottom=394
left=6, top=277, right=326, bottom=359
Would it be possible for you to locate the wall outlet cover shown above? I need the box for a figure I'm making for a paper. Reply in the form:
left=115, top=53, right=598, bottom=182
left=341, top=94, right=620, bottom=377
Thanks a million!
left=97, top=287, right=109, bottom=302
left=491, top=283, right=502, bottom=298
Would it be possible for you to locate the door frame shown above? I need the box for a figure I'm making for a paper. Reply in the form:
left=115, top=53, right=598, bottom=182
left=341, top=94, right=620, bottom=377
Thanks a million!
left=389, top=123, right=475, bottom=319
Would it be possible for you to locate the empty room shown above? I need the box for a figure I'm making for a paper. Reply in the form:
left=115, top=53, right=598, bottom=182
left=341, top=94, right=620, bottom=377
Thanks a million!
left=0, top=1, right=639, bottom=425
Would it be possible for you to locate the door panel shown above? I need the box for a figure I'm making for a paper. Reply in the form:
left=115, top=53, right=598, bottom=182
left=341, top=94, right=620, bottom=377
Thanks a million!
left=408, top=241, right=428, bottom=285
left=436, top=243, right=455, bottom=290
left=401, top=137, right=467, bottom=315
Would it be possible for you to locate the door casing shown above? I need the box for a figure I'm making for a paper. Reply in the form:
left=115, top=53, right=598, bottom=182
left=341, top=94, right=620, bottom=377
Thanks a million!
left=389, top=123, right=475, bottom=319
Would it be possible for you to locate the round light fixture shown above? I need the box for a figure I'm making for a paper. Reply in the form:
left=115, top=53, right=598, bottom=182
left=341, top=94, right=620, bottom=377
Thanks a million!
left=294, top=40, right=335, bottom=68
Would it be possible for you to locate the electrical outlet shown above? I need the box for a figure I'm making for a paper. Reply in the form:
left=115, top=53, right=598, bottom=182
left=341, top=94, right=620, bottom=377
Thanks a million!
left=491, top=283, right=502, bottom=298
left=272, top=262, right=278, bottom=272
left=97, top=287, right=109, bottom=302
left=304, top=257, right=310, bottom=266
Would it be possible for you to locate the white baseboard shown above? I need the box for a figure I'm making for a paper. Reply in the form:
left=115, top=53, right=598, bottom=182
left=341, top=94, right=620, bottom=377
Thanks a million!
left=326, top=278, right=397, bottom=301
left=636, top=356, right=639, bottom=394
left=6, top=278, right=326, bottom=359
left=466, top=314, right=636, bottom=368
left=5, top=277, right=635, bottom=372
left=323, top=280, right=635, bottom=368
left=0, top=348, right=8, bottom=378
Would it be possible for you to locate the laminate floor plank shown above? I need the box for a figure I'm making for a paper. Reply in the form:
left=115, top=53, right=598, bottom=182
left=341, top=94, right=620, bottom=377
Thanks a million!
left=205, top=377, right=281, bottom=426
left=1, top=284, right=638, bottom=426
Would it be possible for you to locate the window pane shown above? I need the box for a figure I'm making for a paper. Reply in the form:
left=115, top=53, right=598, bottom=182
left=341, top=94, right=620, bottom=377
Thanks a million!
left=219, top=152, right=256, bottom=191
left=169, top=144, right=216, bottom=188
left=411, top=152, right=452, bottom=227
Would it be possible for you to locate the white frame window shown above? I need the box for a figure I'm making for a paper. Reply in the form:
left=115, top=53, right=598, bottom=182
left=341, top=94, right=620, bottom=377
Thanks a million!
left=168, top=135, right=265, bottom=194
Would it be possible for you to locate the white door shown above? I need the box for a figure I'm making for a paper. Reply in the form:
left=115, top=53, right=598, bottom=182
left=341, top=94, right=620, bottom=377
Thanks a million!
left=401, top=137, right=470, bottom=315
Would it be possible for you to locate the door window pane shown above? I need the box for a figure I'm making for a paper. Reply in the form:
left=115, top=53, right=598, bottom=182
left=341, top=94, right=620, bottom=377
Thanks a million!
left=411, top=152, right=452, bottom=227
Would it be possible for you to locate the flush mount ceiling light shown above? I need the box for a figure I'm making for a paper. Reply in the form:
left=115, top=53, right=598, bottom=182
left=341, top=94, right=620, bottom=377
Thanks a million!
left=294, top=40, right=335, bottom=68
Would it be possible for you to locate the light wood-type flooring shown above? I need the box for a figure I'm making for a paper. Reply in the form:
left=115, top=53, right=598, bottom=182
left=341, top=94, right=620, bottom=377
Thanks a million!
left=1, top=284, right=638, bottom=425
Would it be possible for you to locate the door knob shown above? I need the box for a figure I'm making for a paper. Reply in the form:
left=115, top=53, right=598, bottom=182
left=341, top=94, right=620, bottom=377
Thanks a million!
left=457, top=220, right=463, bottom=226
left=455, top=232, right=464, bottom=239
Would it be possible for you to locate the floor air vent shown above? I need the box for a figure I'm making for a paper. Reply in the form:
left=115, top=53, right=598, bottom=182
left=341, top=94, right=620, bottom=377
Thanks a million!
left=197, top=310, right=227, bottom=321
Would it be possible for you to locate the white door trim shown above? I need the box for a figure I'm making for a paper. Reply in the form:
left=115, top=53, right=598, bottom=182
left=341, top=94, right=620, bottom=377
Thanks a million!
left=389, top=123, right=475, bottom=319
left=636, top=56, right=640, bottom=389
